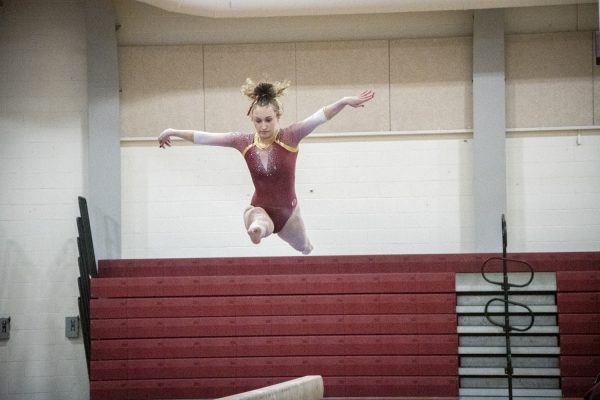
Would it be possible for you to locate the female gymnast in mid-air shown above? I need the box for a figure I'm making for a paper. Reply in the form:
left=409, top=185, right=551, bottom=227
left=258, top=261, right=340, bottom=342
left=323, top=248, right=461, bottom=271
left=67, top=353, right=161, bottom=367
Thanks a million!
left=158, top=79, right=374, bottom=254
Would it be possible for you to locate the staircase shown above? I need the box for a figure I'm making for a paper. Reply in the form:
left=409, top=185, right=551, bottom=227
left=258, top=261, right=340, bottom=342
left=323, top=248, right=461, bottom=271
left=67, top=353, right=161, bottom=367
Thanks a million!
left=456, top=272, right=561, bottom=399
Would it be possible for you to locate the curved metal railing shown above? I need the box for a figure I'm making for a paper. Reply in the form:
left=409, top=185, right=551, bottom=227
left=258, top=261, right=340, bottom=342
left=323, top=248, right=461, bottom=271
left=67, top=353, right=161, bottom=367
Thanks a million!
left=480, top=215, right=535, bottom=400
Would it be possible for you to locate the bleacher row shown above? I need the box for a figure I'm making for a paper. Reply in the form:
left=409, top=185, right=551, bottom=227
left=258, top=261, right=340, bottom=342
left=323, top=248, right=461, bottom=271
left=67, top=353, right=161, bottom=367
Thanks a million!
left=87, top=253, right=600, bottom=399
left=556, top=270, right=600, bottom=397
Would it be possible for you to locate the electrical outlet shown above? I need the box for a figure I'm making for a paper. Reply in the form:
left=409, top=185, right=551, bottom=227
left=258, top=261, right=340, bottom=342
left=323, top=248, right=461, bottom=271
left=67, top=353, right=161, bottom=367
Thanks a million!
left=0, top=317, right=10, bottom=340
left=65, top=316, right=79, bottom=338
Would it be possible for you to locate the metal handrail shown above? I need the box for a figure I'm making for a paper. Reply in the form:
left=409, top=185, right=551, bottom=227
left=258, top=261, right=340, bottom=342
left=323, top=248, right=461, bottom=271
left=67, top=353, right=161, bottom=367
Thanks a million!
left=77, top=196, right=98, bottom=277
left=481, top=257, right=534, bottom=289
left=75, top=196, right=96, bottom=375
left=484, top=298, right=535, bottom=332
left=480, top=214, right=536, bottom=400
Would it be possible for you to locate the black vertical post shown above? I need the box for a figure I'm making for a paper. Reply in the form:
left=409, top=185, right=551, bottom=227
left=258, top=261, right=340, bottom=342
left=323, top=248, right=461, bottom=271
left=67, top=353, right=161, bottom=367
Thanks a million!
left=501, top=215, right=514, bottom=400
left=75, top=196, right=97, bottom=376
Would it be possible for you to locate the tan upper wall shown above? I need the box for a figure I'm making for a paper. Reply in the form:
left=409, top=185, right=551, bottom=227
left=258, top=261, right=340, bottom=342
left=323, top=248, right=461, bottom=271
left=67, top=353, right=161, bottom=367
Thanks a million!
left=119, top=31, right=599, bottom=137
left=506, top=31, right=594, bottom=128
left=116, top=1, right=600, bottom=137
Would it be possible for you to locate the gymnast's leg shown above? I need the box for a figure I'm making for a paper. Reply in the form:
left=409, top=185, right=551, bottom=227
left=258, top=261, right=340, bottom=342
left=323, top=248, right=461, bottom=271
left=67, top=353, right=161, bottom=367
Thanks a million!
left=277, top=206, right=313, bottom=255
left=243, top=206, right=274, bottom=244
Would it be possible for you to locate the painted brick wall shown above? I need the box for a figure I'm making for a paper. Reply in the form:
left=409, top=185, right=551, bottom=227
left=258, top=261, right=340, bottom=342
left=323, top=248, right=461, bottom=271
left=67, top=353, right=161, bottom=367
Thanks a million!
left=0, top=1, right=89, bottom=399
left=121, top=136, right=475, bottom=258
left=507, top=133, right=600, bottom=251
left=122, top=132, right=600, bottom=259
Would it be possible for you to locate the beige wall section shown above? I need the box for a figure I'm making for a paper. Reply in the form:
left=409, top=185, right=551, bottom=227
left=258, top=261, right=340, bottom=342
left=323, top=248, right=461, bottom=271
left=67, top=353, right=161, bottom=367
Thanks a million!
left=119, top=46, right=204, bottom=136
left=119, top=30, right=597, bottom=137
left=296, top=40, right=390, bottom=133
left=506, top=31, right=593, bottom=129
left=504, top=4, right=584, bottom=34
left=204, top=43, right=297, bottom=133
left=390, top=36, right=473, bottom=131
left=595, top=63, right=600, bottom=126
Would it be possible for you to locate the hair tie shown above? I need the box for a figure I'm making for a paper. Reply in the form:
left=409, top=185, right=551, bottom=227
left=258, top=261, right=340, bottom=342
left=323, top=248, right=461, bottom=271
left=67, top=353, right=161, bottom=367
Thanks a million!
left=246, top=99, right=257, bottom=116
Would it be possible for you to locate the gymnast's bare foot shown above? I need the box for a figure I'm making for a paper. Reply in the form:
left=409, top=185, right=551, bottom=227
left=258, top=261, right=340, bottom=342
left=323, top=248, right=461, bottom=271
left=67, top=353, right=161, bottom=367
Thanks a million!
left=302, top=242, right=313, bottom=255
left=248, top=223, right=264, bottom=244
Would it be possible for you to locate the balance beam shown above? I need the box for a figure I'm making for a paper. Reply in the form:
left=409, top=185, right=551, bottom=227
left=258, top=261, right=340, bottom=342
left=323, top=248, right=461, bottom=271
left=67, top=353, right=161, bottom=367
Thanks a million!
left=217, top=376, right=324, bottom=400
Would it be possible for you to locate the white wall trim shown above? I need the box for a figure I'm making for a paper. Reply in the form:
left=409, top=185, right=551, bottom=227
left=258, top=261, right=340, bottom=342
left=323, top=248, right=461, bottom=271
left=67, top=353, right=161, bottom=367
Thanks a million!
left=121, top=125, right=600, bottom=145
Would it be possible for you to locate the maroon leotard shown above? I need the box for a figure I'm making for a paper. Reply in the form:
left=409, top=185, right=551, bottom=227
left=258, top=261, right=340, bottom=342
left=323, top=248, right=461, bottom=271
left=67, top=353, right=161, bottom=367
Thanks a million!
left=193, top=109, right=327, bottom=233
left=240, top=128, right=299, bottom=233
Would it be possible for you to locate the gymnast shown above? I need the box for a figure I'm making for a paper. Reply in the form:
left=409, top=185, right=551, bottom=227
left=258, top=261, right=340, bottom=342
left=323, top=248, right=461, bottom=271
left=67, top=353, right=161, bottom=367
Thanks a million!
left=158, top=79, right=374, bottom=254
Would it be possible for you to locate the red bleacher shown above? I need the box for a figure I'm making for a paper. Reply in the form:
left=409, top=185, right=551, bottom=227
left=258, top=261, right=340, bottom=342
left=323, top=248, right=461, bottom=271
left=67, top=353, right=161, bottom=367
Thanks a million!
left=557, top=270, right=600, bottom=398
left=89, top=252, right=600, bottom=399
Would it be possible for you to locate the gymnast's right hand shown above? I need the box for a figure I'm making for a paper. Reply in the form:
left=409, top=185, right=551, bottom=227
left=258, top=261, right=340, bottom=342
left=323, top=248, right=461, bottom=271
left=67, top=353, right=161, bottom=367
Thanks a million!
left=158, top=128, right=175, bottom=148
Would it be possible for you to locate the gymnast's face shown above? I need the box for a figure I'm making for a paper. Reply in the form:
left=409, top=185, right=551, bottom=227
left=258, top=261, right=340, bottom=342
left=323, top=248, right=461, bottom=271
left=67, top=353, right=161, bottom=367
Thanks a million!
left=252, top=105, right=279, bottom=139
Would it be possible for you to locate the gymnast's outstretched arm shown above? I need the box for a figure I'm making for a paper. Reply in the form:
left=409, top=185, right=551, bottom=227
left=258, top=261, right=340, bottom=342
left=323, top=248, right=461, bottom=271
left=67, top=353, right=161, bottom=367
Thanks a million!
left=323, top=89, right=375, bottom=120
left=289, top=89, right=375, bottom=145
left=158, top=128, right=239, bottom=149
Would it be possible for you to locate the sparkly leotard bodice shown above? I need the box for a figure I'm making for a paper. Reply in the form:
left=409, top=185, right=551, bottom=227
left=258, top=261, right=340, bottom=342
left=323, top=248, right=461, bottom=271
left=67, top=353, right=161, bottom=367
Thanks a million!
left=241, top=128, right=299, bottom=232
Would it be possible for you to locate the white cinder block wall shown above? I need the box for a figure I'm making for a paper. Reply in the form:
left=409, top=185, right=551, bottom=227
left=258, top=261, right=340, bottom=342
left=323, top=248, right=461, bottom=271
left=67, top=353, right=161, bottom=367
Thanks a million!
left=0, top=1, right=89, bottom=399
left=122, top=132, right=600, bottom=257
left=122, top=136, right=476, bottom=257
left=507, top=133, right=600, bottom=251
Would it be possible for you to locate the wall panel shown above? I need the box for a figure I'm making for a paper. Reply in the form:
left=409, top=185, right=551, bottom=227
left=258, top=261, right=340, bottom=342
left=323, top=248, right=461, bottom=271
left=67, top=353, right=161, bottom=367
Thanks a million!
left=295, top=40, right=390, bottom=133
left=203, top=43, right=297, bottom=133
left=119, top=46, right=204, bottom=136
left=506, top=32, right=593, bottom=128
left=594, top=62, right=600, bottom=126
left=390, top=37, right=472, bottom=131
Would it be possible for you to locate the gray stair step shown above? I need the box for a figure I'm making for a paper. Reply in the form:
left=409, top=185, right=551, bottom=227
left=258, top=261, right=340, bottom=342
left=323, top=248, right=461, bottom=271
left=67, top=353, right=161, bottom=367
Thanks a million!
left=461, top=356, right=559, bottom=368
left=459, top=397, right=561, bottom=400
left=459, top=346, right=560, bottom=355
left=459, top=388, right=562, bottom=397
left=460, top=335, right=558, bottom=347
left=459, top=367, right=561, bottom=376
left=457, top=326, right=559, bottom=334
left=459, top=314, right=556, bottom=327
left=461, top=376, right=560, bottom=389
left=456, top=272, right=556, bottom=292
left=458, top=294, right=556, bottom=306
left=457, top=305, right=557, bottom=314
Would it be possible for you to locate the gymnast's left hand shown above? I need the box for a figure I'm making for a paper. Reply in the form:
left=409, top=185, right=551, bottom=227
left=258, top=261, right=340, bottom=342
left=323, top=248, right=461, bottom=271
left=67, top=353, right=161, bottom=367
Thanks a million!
left=158, top=128, right=175, bottom=148
left=345, top=90, right=375, bottom=108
